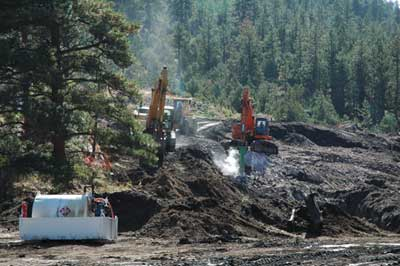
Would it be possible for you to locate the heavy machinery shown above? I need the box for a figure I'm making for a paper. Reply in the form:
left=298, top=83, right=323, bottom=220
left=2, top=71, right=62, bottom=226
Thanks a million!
left=145, top=66, right=176, bottom=166
left=136, top=89, right=195, bottom=135
left=19, top=190, right=118, bottom=241
left=232, top=87, right=278, bottom=155
left=169, top=96, right=196, bottom=135
left=232, top=87, right=278, bottom=176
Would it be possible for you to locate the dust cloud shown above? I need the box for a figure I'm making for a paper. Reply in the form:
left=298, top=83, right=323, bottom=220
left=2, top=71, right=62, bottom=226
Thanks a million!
left=212, top=147, right=239, bottom=177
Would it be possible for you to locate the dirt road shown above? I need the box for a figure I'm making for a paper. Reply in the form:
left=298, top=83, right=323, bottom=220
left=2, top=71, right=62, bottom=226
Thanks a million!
left=1, top=230, right=400, bottom=266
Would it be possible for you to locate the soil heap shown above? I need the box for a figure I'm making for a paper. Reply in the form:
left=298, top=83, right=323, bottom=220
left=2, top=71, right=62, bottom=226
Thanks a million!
left=108, top=122, right=400, bottom=242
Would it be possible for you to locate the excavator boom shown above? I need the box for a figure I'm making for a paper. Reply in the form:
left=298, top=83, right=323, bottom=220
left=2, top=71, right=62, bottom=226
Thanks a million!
left=144, top=67, right=176, bottom=167
left=232, top=87, right=257, bottom=142
left=146, top=67, right=168, bottom=134
left=241, top=88, right=255, bottom=138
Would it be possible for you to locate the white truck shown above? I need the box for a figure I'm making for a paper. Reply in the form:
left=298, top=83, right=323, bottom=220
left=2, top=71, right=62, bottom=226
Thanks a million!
left=19, top=192, right=118, bottom=241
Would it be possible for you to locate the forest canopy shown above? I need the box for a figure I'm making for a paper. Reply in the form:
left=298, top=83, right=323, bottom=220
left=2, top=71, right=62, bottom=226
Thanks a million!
left=116, top=0, right=400, bottom=130
left=0, top=0, right=399, bottom=186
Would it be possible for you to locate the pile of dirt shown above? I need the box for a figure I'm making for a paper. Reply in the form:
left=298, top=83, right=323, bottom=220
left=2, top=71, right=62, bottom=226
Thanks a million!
left=270, top=122, right=400, bottom=151
left=270, top=122, right=364, bottom=148
left=4, top=121, right=398, bottom=243
left=289, top=203, right=382, bottom=237
left=108, top=191, right=161, bottom=232
left=109, top=144, right=294, bottom=242
left=338, top=187, right=400, bottom=233
left=108, top=120, right=400, bottom=241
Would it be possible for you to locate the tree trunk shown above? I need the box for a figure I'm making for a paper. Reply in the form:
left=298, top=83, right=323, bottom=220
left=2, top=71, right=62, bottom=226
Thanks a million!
left=52, top=135, right=66, bottom=162
left=395, top=44, right=400, bottom=130
left=49, top=20, right=67, bottom=163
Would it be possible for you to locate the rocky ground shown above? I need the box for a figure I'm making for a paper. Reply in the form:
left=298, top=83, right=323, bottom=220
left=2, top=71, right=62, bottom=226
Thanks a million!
left=1, top=121, right=400, bottom=265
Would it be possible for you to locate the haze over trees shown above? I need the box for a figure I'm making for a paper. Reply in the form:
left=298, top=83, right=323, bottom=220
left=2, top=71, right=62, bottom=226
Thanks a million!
left=117, top=0, right=400, bottom=131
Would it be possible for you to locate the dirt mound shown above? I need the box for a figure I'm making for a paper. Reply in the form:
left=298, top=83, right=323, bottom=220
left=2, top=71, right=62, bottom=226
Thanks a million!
left=198, top=120, right=400, bottom=151
left=339, top=187, right=400, bottom=233
left=110, top=144, right=291, bottom=241
left=270, top=123, right=364, bottom=148
left=107, top=134, right=393, bottom=242
left=283, top=133, right=316, bottom=147
left=288, top=203, right=382, bottom=237
left=270, top=122, right=400, bottom=151
left=108, top=191, right=161, bottom=232
left=3, top=120, right=399, bottom=244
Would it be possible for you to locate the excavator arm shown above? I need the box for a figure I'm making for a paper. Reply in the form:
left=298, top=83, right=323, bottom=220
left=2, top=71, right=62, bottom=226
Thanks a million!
left=146, top=66, right=168, bottom=138
left=232, top=87, right=256, bottom=143
left=145, top=66, right=175, bottom=167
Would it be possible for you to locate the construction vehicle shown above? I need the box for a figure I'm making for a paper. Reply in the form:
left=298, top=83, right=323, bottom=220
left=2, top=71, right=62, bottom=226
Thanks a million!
left=19, top=189, right=118, bottom=241
left=169, top=96, right=196, bottom=135
left=145, top=66, right=176, bottom=166
left=137, top=91, right=195, bottom=134
left=232, top=87, right=278, bottom=176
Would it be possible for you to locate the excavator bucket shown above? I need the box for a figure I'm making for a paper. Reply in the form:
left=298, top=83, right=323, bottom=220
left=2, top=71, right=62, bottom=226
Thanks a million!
left=250, top=140, right=279, bottom=155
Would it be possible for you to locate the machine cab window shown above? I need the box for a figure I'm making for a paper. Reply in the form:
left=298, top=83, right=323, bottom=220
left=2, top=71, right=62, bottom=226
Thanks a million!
left=255, top=118, right=269, bottom=136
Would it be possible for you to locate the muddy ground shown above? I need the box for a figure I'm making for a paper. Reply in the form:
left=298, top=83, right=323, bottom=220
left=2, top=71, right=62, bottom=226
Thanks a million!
left=1, top=121, right=400, bottom=265
left=2, top=231, right=400, bottom=265
left=107, top=122, right=400, bottom=242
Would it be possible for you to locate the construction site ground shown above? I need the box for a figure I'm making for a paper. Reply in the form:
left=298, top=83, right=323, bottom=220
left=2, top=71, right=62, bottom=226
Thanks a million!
left=1, top=121, right=400, bottom=265
left=2, top=232, right=400, bottom=265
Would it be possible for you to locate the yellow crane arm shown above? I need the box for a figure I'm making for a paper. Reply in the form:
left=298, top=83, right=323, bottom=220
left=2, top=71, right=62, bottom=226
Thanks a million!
left=146, top=67, right=169, bottom=132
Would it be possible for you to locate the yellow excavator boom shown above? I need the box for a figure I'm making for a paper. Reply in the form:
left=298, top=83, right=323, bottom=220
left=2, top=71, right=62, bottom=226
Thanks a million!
left=146, top=66, right=168, bottom=133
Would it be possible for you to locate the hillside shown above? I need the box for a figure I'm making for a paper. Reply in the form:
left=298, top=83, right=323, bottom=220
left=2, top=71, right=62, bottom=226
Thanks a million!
left=1, top=1, right=400, bottom=265
left=117, top=0, right=400, bottom=130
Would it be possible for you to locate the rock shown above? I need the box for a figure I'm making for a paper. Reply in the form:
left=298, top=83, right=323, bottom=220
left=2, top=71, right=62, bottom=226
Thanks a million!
left=178, top=238, right=191, bottom=245
left=284, top=168, right=323, bottom=184
left=305, top=193, right=322, bottom=237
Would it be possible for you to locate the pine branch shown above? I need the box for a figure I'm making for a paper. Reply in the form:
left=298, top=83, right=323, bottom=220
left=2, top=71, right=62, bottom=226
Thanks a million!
left=67, top=132, right=93, bottom=138
left=0, top=121, right=24, bottom=128
left=61, top=42, right=103, bottom=54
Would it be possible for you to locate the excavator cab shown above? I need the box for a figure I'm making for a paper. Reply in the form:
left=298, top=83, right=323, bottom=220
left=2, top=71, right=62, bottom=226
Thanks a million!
left=255, top=118, right=269, bottom=136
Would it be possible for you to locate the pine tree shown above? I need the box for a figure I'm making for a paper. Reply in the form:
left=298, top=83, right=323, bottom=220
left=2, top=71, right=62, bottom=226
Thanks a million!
left=370, top=37, right=389, bottom=124
left=237, top=19, right=262, bottom=89
left=0, top=0, right=155, bottom=167
left=234, top=0, right=259, bottom=24
left=328, top=31, right=346, bottom=117
left=354, top=42, right=368, bottom=110
left=390, top=29, right=400, bottom=128
left=198, top=8, right=218, bottom=73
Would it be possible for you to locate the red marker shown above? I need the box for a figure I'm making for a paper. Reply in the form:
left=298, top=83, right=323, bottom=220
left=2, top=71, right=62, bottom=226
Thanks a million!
left=21, top=201, right=28, bottom=218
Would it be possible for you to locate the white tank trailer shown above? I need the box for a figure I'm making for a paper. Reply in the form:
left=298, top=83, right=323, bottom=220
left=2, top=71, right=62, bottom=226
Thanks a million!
left=19, top=192, right=118, bottom=241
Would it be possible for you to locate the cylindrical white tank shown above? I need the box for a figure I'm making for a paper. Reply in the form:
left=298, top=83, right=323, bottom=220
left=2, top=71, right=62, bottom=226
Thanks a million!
left=32, top=194, right=91, bottom=218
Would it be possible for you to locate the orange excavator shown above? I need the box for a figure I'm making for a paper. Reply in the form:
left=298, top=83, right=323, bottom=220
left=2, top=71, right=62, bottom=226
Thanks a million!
left=232, top=87, right=278, bottom=156
left=145, top=66, right=176, bottom=166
